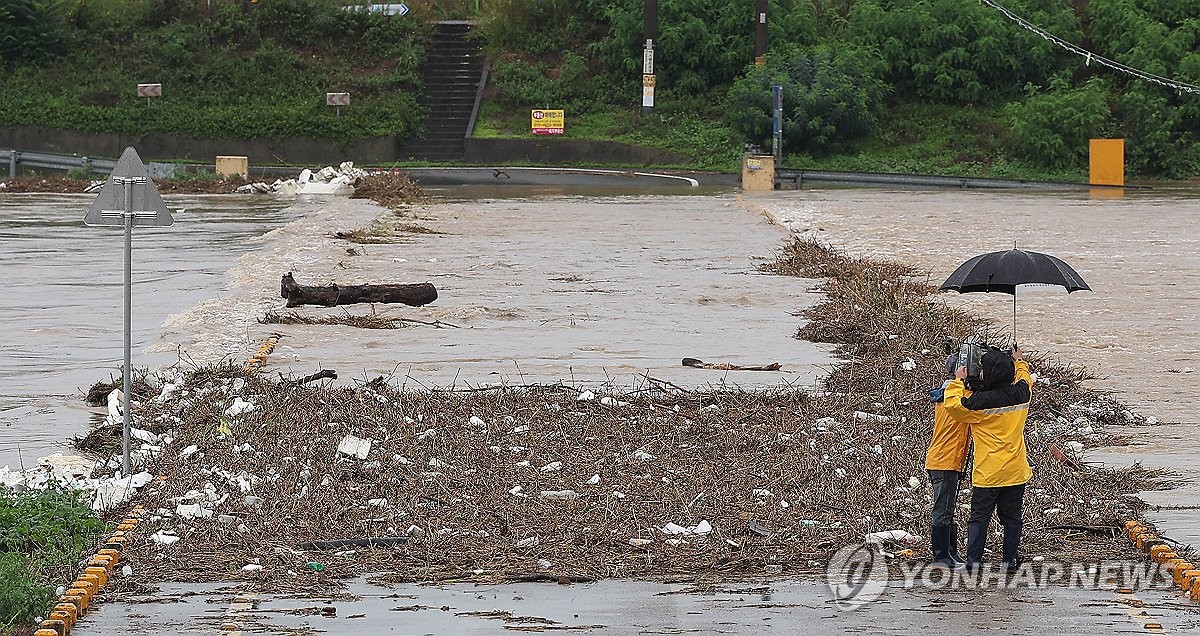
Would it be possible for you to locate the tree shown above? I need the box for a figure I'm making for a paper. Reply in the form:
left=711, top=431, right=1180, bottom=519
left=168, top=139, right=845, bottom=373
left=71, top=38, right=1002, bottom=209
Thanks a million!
left=725, top=44, right=888, bottom=154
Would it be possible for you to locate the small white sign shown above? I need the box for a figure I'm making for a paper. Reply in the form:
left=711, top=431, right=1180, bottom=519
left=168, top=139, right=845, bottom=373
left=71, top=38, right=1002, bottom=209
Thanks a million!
left=643, top=48, right=654, bottom=75
left=136, top=83, right=162, bottom=98
left=326, top=92, right=351, bottom=107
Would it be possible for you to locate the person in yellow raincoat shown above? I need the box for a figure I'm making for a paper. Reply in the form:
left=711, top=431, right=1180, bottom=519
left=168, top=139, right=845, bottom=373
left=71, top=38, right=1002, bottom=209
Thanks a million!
left=926, top=354, right=972, bottom=569
left=943, top=345, right=1031, bottom=573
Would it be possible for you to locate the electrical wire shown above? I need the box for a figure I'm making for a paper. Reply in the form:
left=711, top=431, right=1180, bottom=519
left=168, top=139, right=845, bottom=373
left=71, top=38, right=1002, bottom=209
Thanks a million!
left=981, top=0, right=1200, bottom=94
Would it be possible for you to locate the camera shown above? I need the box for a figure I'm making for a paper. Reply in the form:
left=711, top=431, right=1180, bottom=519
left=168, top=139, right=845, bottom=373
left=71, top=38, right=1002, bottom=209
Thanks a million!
left=945, top=336, right=986, bottom=390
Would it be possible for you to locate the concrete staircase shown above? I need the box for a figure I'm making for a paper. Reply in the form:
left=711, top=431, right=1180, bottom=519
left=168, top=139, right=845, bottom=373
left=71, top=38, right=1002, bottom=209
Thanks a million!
left=400, top=21, right=485, bottom=162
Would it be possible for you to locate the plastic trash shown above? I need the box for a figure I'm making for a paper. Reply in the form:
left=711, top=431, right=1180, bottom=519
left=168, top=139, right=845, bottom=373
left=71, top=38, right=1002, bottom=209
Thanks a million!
left=305, top=561, right=325, bottom=572
left=865, top=529, right=922, bottom=545
left=337, top=434, right=372, bottom=460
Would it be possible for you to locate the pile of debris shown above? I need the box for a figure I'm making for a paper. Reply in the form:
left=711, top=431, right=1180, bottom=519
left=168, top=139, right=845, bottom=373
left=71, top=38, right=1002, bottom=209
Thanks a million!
left=234, top=161, right=370, bottom=196
left=67, top=240, right=1168, bottom=594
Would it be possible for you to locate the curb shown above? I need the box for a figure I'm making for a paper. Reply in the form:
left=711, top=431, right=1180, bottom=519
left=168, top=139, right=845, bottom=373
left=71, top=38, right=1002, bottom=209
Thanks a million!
left=34, top=506, right=146, bottom=636
left=1123, top=519, right=1199, bottom=601
left=244, top=333, right=281, bottom=371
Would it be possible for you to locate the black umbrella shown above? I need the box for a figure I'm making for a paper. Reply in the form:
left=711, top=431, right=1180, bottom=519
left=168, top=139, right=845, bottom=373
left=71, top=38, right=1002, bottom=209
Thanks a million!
left=940, top=248, right=1091, bottom=344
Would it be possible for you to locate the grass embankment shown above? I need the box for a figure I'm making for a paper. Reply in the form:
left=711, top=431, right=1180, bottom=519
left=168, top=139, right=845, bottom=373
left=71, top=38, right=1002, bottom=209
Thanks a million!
left=0, top=489, right=105, bottom=636
left=72, top=236, right=1165, bottom=594
left=473, top=101, right=1090, bottom=181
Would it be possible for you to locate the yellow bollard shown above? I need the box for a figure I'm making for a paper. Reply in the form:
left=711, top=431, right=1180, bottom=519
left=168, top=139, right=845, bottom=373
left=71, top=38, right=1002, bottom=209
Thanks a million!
left=53, top=603, right=78, bottom=625
left=61, top=593, right=86, bottom=617
left=80, top=572, right=103, bottom=593
left=1172, top=562, right=1196, bottom=586
left=66, top=586, right=91, bottom=611
left=1150, top=545, right=1173, bottom=561
left=48, top=609, right=74, bottom=630
left=38, top=619, right=66, bottom=636
left=97, top=548, right=121, bottom=564
left=1181, top=570, right=1200, bottom=592
left=85, top=566, right=109, bottom=586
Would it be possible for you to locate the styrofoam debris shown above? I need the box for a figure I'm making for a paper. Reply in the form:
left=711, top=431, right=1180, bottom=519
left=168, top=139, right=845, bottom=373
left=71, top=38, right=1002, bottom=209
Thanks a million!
left=540, top=461, right=563, bottom=472
left=539, top=490, right=579, bottom=500
left=662, top=520, right=712, bottom=535
left=600, top=396, right=630, bottom=407
left=151, top=531, right=181, bottom=545
left=241, top=564, right=263, bottom=572
left=628, top=538, right=653, bottom=547
left=516, top=536, right=540, bottom=548
left=337, top=434, right=372, bottom=460
left=632, top=450, right=655, bottom=461
left=469, top=416, right=487, bottom=427
left=587, top=474, right=601, bottom=485
left=576, top=390, right=596, bottom=401
left=853, top=411, right=890, bottom=423
left=225, top=397, right=255, bottom=416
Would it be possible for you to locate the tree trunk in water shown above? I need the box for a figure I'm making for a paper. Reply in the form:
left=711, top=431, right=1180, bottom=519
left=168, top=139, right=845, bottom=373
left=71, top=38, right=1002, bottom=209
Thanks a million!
left=280, top=273, right=438, bottom=308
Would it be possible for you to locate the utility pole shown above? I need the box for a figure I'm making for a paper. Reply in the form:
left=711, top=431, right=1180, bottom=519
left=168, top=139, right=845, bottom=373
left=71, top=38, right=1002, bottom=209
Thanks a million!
left=754, top=0, right=768, bottom=66
left=642, top=0, right=657, bottom=115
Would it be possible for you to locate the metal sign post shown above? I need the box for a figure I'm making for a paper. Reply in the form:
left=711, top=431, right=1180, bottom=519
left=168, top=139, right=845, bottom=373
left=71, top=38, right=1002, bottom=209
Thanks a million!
left=84, top=147, right=174, bottom=474
left=772, top=84, right=783, bottom=170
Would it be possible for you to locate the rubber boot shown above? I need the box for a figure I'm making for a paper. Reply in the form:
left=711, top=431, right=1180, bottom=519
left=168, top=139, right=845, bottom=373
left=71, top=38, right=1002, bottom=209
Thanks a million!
left=966, top=522, right=988, bottom=573
left=930, top=525, right=957, bottom=569
left=1002, top=523, right=1023, bottom=573
left=948, top=523, right=967, bottom=566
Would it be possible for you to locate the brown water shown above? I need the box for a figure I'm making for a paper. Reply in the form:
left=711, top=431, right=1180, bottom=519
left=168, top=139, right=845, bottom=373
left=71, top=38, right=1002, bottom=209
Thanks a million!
left=0, top=193, right=300, bottom=468
left=755, top=187, right=1200, bottom=427
left=181, top=190, right=831, bottom=390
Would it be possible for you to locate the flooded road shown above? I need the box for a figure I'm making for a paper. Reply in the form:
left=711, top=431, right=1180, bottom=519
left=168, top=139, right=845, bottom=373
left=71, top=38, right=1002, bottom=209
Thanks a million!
left=0, top=194, right=298, bottom=468
left=215, top=189, right=829, bottom=392
left=8, top=182, right=1200, bottom=635
left=759, top=187, right=1200, bottom=427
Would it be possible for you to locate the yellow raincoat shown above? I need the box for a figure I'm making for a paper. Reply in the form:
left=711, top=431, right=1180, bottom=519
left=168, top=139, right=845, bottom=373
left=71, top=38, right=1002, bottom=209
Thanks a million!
left=943, top=359, right=1033, bottom=488
left=925, top=380, right=972, bottom=471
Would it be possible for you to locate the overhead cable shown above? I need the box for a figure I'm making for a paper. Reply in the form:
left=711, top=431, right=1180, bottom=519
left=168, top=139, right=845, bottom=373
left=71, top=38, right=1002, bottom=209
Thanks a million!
left=981, top=0, right=1200, bottom=94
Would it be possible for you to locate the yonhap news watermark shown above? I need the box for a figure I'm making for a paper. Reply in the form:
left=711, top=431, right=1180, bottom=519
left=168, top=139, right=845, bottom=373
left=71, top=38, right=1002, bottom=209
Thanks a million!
left=825, top=543, right=1175, bottom=610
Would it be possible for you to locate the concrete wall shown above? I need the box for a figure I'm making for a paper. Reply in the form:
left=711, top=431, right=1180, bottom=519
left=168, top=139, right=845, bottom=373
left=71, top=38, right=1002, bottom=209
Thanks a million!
left=0, top=126, right=691, bottom=169
left=0, top=126, right=396, bottom=167
left=464, top=137, right=689, bottom=166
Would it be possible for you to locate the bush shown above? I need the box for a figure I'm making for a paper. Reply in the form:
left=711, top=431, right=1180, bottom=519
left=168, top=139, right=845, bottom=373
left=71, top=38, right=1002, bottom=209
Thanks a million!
left=0, top=488, right=105, bottom=634
left=725, top=44, right=888, bottom=155
left=0, top=0, right=69, bottom=62
left=1004, top=78, right=1110, bottom=170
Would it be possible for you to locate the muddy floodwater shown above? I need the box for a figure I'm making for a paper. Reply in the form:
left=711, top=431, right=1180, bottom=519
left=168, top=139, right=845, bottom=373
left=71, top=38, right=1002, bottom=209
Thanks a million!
left=0, top=193, right=298, bottom=469
left=759, top=187, right=1200, bottom=428
left=1, top=187, right=831, bottom=469
left=8, top=183, right=1200, bottom=635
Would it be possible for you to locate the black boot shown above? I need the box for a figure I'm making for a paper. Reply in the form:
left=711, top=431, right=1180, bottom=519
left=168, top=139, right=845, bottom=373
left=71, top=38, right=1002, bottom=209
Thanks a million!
left=948, top=523, right=966, bottom=566
left=930, top=525, right=957, bottom=569
left=1002, top=523, right=1023, bottom=573
left=966, top=522, right=988, bottom=572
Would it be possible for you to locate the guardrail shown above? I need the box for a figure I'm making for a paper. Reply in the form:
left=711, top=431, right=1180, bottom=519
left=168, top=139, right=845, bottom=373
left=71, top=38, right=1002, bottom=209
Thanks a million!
left=2, top=149, right=118, bottom=179
left=775, top=168, right=1123, bottom=190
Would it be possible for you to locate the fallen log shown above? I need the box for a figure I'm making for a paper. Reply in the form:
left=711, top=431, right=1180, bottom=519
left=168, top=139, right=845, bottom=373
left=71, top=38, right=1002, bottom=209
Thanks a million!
left=280, top=272, right=437, bottom=308
left=681, top=358, right=782, bottom=371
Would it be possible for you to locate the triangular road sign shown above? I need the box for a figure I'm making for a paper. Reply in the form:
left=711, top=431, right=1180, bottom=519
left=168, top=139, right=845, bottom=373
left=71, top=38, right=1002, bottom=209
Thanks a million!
left=84, top=147, right=174, bottom=227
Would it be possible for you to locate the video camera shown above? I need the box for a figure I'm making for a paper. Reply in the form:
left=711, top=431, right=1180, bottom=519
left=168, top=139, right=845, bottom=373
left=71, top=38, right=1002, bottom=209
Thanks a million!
left=944, top=335, right=986, bottom=390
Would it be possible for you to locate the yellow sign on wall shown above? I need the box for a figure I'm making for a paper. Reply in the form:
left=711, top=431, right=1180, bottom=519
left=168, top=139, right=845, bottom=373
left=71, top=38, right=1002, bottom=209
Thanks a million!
left=531, top=109, right=565, bottom=135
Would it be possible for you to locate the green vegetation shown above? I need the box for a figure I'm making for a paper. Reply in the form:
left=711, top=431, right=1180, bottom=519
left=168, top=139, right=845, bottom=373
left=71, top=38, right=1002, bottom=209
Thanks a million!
left=0, top=488, right=105, bottom=635
left=2, top=0, right=1199, bottom=180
